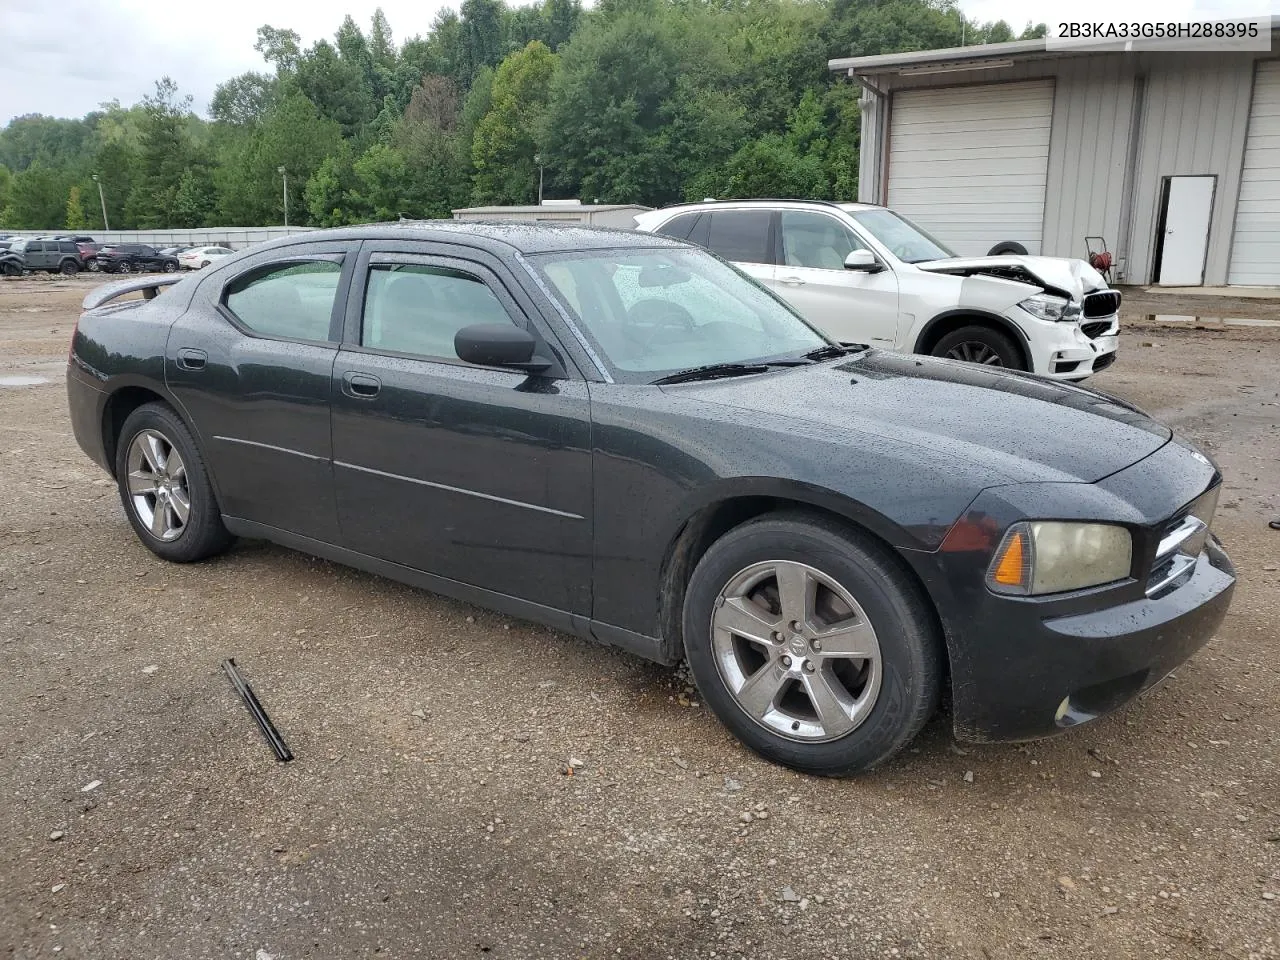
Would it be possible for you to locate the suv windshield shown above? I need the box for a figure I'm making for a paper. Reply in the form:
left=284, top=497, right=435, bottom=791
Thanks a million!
left=530, top=247, right=829, bottom=383
left=846, top=208, right=956, bottom=264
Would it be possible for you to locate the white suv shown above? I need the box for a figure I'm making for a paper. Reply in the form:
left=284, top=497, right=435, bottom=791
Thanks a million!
left=633, top=200, right=1120, bottom=380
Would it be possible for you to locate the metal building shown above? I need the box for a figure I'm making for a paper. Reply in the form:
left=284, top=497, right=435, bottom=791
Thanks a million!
left=830, top=23, right=1280, bottom=285
left=452, top=202, right=652, bottom=229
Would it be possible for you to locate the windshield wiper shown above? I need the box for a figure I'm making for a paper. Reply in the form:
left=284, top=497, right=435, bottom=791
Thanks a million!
left=802, top=343, right=867, bottom=361
left=652, top=362, right=772, bottom=385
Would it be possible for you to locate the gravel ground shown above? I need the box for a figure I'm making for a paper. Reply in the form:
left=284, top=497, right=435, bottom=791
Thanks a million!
left=1, top=274, right=1277, bottom=960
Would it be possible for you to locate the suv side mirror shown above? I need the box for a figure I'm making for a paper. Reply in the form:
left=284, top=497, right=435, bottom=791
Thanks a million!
left=455, top=323, right=552, bottom=373
left=844, top=249, right=884, bottom=273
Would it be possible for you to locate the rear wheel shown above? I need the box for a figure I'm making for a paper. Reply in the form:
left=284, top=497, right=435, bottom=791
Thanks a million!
left=682, top=512, right=943, bottom=776
left=114, top=403, right=233, bottom=563
left=931, top=325, right=1021, bottom=369
left=163, top=260, right=178, bottom=273
left=60, top=259, right=79, bottom=276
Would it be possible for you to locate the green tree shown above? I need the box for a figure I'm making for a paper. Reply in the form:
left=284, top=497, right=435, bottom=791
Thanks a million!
left=461, top=0, right=505, bottom=84
left=254, top=25, right=302, bottom=72
left=124, top=77, right=199, bottom=228
left=5, top=164, right=69, bottom=228
left=65, top=185, right=88, bottom=229
left=211, top=72, right=279, bottom=126
left=472, top=41, right=558, bottom=204
left=173, top=169, right=215, bottom=226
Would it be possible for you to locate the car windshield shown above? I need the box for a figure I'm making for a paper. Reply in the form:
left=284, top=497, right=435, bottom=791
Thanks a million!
left=9, top=239, right=28, bottom=253
left=530, top=247, right=829, bottom=383
left=846, top=208, right=956, bottom=264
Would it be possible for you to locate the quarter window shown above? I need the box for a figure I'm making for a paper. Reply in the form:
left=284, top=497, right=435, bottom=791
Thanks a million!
left=361, top=263, right=514, bottom=361
left=224, top=260, right=342, bottom=341
left=706, top=211, right=773, bottom=265
left=654, top=213, right=700, bottom=241
left=780, top=212, right=866, bottom=270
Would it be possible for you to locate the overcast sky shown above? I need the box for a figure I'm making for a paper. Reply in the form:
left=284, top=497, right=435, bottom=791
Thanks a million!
left=1, top=0, right=1276, bottom=126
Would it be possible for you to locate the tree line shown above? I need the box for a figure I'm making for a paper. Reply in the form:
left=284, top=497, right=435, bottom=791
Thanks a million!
left=0, top=0, right=1043, bottom=231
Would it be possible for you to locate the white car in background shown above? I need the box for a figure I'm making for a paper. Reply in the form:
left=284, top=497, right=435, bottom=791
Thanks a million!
left=178, top=246, right=234, bottom=270
left=633, top=200, right=1120, bottom=381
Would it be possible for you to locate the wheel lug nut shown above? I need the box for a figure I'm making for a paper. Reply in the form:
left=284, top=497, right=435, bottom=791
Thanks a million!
left=781, top=655, right=792, bottom=667
left=791, top=621, right=803, bottom=632
left=812, top=640, right=822, bottom=652
left=803, top=661, right=815, bottom=673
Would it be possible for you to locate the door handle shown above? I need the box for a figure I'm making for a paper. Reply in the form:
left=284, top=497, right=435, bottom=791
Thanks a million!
left=342, top=371, right=382, bottom=399
left=779, top=276, right=806, bottom=286
left=176, top=348, right=207, bottom=371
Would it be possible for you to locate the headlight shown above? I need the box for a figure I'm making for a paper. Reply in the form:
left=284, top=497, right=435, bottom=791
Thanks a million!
left=1018, top=293, right=1070, bottom=321
left=987, top=521, right=1132, bottom=595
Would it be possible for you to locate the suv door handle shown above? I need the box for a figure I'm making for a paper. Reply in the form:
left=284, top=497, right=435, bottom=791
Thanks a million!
left=779, top=276, right=806, bottom=286
left=342, top=371, right=381, bottom=399
left=176, top=348, right=207, bottom=371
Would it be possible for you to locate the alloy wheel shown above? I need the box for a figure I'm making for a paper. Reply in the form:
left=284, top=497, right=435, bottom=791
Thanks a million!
left=710, top=559, right=882, bottom=742
left=944, top=341, right=1003, bottom=365
left=125, top=429, right=191, bottom=541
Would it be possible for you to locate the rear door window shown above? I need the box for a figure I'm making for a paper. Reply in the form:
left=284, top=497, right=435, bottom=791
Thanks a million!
left=224, top=260, right=343, bottom=342
left=706, top=211, right=773, bottom=264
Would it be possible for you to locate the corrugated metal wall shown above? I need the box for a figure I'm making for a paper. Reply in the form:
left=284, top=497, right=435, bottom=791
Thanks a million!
left=858, top=49, right=1274, bottom=284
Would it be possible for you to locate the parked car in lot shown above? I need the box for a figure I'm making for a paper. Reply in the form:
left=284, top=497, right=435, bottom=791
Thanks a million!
left=635, top=200, right=1121, bottom=381
left=178, top=245, right=234, bottom=270
left=95, top=243, right=180, bottom=274
left=66, top=223, right=1233, bottom=774
left=0, top=237, right=83, bottom=275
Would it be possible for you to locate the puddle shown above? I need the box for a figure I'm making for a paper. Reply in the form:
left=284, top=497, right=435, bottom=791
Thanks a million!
left=0, top=374, right=50, bottom=387
left=1143, top=314, right=1280, bottom=327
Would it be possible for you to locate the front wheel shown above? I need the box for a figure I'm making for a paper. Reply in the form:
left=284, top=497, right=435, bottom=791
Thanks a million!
left=163, top=260, right=177, bottom=273
left=114, top=403, right=233, bottom=563
left=682, top=512, right=943, bottom=776
left=2, top=262, right=21, bottom=277
left=86, top=258, right=100, bottom=272
left=930, top=325, right=1022, bottom=369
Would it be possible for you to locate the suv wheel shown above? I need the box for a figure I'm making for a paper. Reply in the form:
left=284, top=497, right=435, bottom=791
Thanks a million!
left=931, top=325, right=1021, bottom=369
left=681, top=512, right=943, bottom=776
left=2, top=261, right=20, bottom=277
left=60, top=259, right=79, bottom=276
left=114, top=403, right=233, bottom=563
left=86, top=259, right=100, bottom=272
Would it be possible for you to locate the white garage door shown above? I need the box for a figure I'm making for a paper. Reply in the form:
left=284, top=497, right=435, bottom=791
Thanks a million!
left=1229, top=60, right=1280, bottom=285
left=887, top=80, right=1054, bottom=256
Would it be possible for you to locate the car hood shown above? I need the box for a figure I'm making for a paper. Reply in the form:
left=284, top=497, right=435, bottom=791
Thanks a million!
left=672, top=351, right=1170, bottom=485
left=915, top=255, right=1109, bottom=300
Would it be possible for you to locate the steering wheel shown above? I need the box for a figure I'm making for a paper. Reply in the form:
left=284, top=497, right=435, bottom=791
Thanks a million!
left=624, top=302, right=696, bottom=335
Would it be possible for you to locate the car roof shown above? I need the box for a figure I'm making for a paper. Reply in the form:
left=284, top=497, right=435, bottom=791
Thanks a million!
left=258, top=220, right=687, bottom=255
left=642, top=199, right=886, bottom=219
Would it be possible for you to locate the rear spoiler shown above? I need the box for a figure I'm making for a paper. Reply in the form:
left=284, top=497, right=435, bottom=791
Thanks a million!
left=82, top=274, right=183, bottom=311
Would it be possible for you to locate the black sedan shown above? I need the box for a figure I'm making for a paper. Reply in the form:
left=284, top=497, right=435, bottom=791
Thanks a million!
left=66, top=223, right=1235, bottom=775
left=95, top=243, right=180, bottom=274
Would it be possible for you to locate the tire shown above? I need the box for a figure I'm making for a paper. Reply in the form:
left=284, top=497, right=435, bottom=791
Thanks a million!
left=87, top=259, right=100, bottom=272
left=114, top=402, right=233, bottom=563
left=2, top=262, right=21, bottom=277
left=682, top=511, right=943, bottom=776
left=987, top=241, right=1028, bottom=256
left=163, top=260, right=178, bottom=273
left=112, top=261, right=131, bottom=274
left=930, top=325, right=1022, bottom=369
left=60, top=259, right=79, bottom=276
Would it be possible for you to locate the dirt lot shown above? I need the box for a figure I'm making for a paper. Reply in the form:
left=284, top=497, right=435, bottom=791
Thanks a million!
left=1, top=274, right=1277, bottom=960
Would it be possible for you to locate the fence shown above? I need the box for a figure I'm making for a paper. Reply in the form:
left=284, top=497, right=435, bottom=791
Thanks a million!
left=0, top=226, right=316, bottom=250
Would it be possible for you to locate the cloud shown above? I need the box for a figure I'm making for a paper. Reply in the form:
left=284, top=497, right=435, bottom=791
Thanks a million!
left=0, top=0, right=460, bottom=124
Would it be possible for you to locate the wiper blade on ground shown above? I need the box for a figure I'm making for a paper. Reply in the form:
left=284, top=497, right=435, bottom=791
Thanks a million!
left=652, top=362, right=772, bottom=385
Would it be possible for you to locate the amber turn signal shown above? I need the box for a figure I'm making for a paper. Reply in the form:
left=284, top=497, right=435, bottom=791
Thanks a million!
left=988, top=526, right=1032, bottom=593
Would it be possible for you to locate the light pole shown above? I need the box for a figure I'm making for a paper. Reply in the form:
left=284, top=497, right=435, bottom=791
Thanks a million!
left=92, top=175, right=110, bottom=231
left=534, top=154, right=544, bottom=205
left=278, top=165, right=288, bottom=228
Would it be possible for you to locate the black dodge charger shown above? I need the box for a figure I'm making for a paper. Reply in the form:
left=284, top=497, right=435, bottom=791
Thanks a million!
left=66, top=222, right=1235, bottom=774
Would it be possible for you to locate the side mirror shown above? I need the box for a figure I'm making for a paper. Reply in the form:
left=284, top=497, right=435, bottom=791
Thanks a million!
left=844, top=249, right=884, bottom=273
left=454, top=323, right=551, bottom=373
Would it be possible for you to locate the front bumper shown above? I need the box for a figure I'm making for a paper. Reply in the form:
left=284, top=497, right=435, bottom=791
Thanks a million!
left=1015, top=309, right=1119, bottom=380
left=906, top=440, right=1235, bottom=742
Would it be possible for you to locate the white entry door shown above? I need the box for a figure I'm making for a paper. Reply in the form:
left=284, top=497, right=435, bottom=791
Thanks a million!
left=1158, top=176, right=1215, bottom=286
